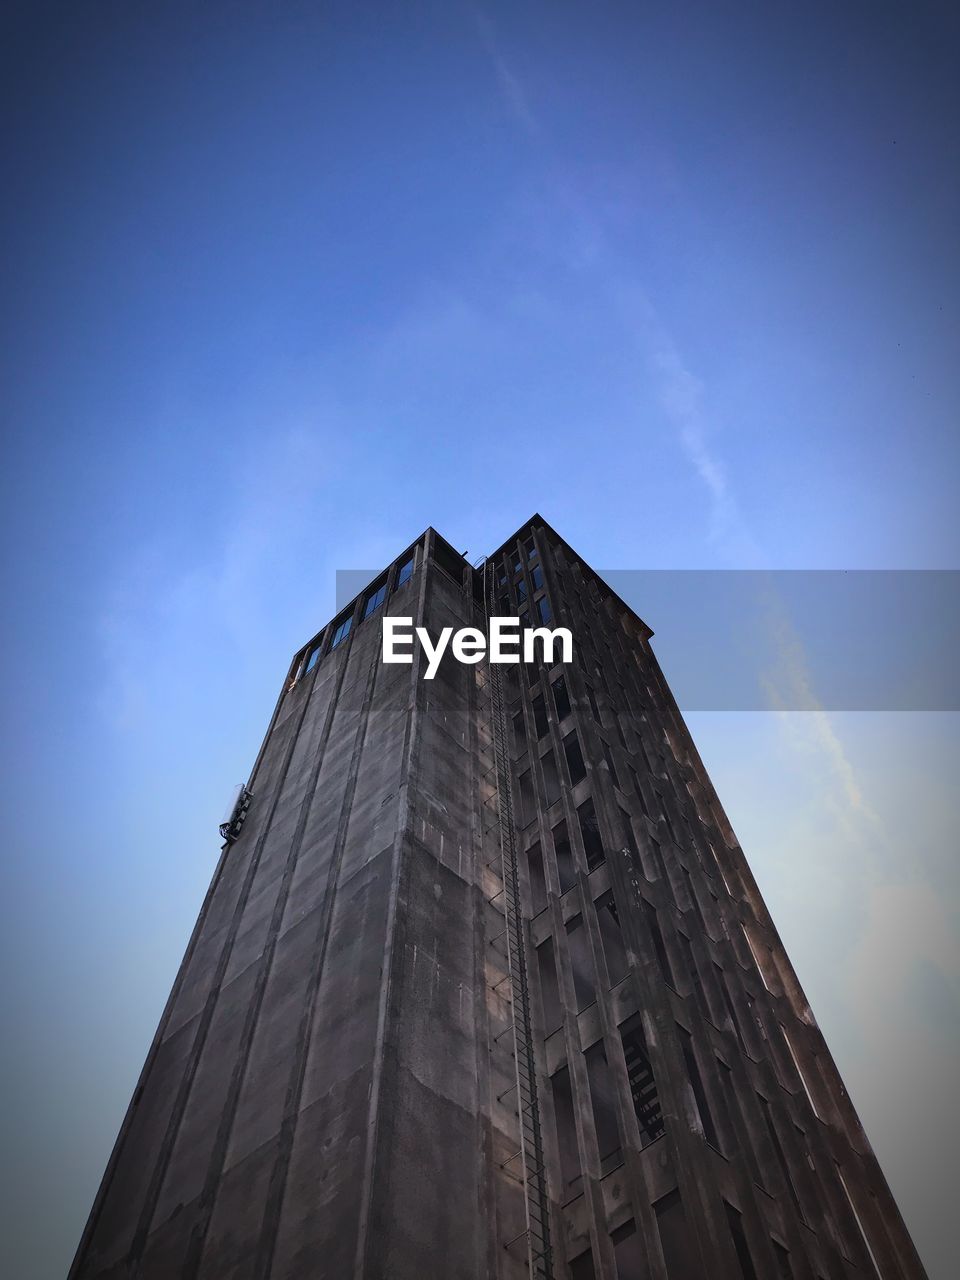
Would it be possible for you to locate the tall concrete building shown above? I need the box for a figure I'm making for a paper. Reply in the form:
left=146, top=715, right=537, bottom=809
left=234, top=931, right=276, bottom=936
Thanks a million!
left=72, top=518, right=925, bottom=1280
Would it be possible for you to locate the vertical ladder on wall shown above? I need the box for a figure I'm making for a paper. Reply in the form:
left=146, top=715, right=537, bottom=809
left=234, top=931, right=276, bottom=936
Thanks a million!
left=482, top=562, right=554, bottom=1280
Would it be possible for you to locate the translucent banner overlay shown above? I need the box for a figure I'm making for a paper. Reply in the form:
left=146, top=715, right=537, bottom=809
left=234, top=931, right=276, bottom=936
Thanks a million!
left=336, top=569, right=958, bottom=711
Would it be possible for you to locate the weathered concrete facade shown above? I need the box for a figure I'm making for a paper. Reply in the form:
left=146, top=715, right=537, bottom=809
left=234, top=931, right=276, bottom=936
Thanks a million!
left=71, top=518, right=926, bottom=1280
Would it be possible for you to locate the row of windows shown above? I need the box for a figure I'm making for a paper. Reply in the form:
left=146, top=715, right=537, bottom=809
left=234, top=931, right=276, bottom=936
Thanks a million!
left=553, top=1012, right=828, bottom=1278
left=570, top=1194, right=798, bottom=1280
left=293, top=549, right=416, bottom=682
left=495, top=533, right=538, bottom=588
left=535, top=878, right=862, bottom=1270
left=514, top=546, right=868, bottom=1276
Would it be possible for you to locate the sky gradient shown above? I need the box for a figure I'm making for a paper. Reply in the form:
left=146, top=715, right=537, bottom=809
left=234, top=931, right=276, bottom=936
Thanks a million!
left=1, top=3, right=957, bottom=1277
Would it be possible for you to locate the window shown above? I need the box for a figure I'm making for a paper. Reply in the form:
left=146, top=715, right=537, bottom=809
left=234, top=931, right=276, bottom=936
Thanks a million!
left=331, top=614, right=352, bottom=648
left=516, top=577, right=528, bottom=603
left=725, top=1203, right=758, bottom=1280
left=679, top=1026, right=719, bottom=1148
left=551, top=1066, right=580, bottom=1187
left=567, top=915, right=596, bottom=1010
left=715, top=965, right=746, bottom=1049
left=395, top=555, right=414, bottom=588
left=619, top=1014, right=664, bottom=1145
left=519, top=770, right=536, bottom=826
left=717, top=1057, right=761, bottom=1183
left=585, top=1042, right=621, bottom=1170
left=628, top=765, right=644, bottom=806
left=532, top=694, right=549, bottom=739
left=654, top=1190, right=699, bottom=1279
left=551, top=673, right=571, bottom=721
left=578, top=798, right=605, bottom=870
left=541, top=750, right=561, bottom=806
left=619, top=807, right=638, bottom=860
left=643, top=899, right=674, bottom=987
left=525, top=536, right=537, bottom=561
left=772, top=1241, right=793, bottom=1279
left=531, top=563, right=544, bottom=590
left=601, top=740, right=620, bottom=789
left=596, top=891, right=628, bottom=983
left=537, top=939, right=562, bottom=1031
left=553, top=819, right=577, bottom=893
left=512, top=710, right=526, bottom=748
left=563, top=730, right=586, bottom=784
left=536, top=594, right=553, bottom=624
left=527, top=842, right=547, bottom=914
left=678, top=932, right=708, bottom=1022
left=759, top=1095, right=804, bottom=1220
left=643, top=833, right=667, bottom=886
left=363, top=581, right=387, bottom=618
left=586, top=684, right=602, bottom=723
left=570, top=1249, right=596, bottom=1280
left=305, top=645, right=320, bottom=673
left=611, top=1218, right=646, bottom=1280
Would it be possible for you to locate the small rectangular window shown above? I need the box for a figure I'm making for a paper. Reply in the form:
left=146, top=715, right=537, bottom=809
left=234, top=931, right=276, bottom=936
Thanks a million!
left=585, top=1041, right=621, bottom=1169
left=678, top=932, right=709, bottom=1022
left=759, top=1095, right=804, bottom=1220
left=772, top=1240, right=793, bottom=1279
left=570, top=1249, right=596, bottom=1280
left=679, top=1025, right=719, bottom=1148
left=619, top=807, right=638, bottom=860
left=532, top=694, right=549, bottom=739
left=541, top=749, right=561, bottom=806
left=536, top=594, right=552, bottom=624
left=551, top=673, right=571, bottom=721
left=563, top=730, right=586, bottom=784
left=611, top=1218, right=645, bottom=1280
left=305, top=645, right=320, bottom=673
left=363, top=581, right=387, bottom=618
left=654, top=1190, right=699, bottom=1279
left=716, top=1058, right=760, bottom=1183
left=567, top=914, right=596, bottom=1010
left=527, top=841, right=547, bottom=914
left=602, top=740, right=620, bottom=789
left=551, top=1066, right=581, bottom=1187
left=537, top=939, right=562, bottom=1031
left=395, top=556, right=414, bottom=588
left=596, top=891, right=628, bottom=984
left=519, top=770, right=536, bottom=826
left=512, top=710, right=526, bottom=747
left=525, top=536, right=537, bottom=561
left=531, top=563, right=544, bottom=590
left=578, top=797, right=605, bottom=870
left=644, top=899, right=675, bottom=987
left=586, top=684, right=602, bottom=723
left=554, top=819, right=577, bottom=893
left=331, top=614, right=352, bottom=648
left=516, top=577, right=528, bottom=603
left=725, top=1203, right=758, bottom=1280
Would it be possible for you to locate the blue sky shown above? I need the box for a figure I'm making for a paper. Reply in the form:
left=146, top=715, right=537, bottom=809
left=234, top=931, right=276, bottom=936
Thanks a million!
left=1, top=2, right=957, bottom=1277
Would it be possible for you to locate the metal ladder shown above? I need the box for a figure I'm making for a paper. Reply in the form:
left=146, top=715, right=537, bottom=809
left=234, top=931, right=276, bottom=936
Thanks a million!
left=482, top=561, right=553, bottom=1280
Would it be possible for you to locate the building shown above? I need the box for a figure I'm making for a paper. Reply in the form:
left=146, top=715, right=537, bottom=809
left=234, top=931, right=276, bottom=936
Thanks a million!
left=71, top=517, right=926, bottom=1280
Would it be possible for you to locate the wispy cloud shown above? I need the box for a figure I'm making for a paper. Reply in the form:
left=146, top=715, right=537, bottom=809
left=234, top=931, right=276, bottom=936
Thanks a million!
left=472, top=7, right=540, bottom=139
